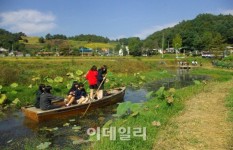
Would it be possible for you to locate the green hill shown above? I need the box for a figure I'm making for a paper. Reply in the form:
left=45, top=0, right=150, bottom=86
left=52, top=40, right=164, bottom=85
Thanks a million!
left=19, top=36, right=116, bottom=51
left=144, top=13, right=233, bottom=50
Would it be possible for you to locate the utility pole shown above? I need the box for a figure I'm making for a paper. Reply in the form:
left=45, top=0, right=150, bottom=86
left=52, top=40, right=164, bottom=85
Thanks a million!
left=161, top=33, right=164, bottom=58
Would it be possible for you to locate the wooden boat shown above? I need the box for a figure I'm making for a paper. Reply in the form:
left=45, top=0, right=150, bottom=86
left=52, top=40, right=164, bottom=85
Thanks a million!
left=22, top=87, right=126, bottom=122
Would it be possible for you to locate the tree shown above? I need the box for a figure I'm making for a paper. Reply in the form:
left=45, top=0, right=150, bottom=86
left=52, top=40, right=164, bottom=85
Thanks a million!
left=122, top=46, right=128, bottom=56
left=211, top=32, right=224, bottom=50
left=143, top=39, right=156, bottom=50
left=115, top=44, right=121, bottom=52
left=39, top=37, right=45, bottom=43
left=128, top=37, right=142, bottom=56
left=172, top=34, right=182, bottom=50
left=45, top=33, right=52, bottom=40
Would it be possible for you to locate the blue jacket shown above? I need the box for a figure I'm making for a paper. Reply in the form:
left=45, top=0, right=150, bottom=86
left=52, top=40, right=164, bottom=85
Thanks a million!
left=74, top=89, right=87, bottom=100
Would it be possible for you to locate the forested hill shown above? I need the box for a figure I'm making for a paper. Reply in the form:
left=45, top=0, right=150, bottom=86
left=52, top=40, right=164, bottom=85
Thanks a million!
left=145, top=13, right=233, bottom=50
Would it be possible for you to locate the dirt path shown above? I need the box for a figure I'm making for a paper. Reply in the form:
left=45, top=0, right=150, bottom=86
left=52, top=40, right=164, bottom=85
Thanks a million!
left=153, top=79, right=233, bottom=150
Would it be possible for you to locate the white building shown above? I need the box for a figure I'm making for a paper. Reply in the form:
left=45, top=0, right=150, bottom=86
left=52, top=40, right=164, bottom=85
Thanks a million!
left=119, top=46, right=129, bottom=56
left=0, top=47, right=8, bottom=53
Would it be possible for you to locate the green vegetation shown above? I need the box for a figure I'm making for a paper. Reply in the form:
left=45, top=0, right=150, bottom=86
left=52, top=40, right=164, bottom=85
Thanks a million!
left=89, top=68, right=233, bottom=150
left=0, top=57, right=172, bottom=108
left=191, top=68, right=233, bottom=81
left=146, top=14, right=233, bottom=50
left=212, top=55, right=233, bottom=69
left=89, top=82, right=206, bottom=150
left=0, top=56, right=232, bottom=149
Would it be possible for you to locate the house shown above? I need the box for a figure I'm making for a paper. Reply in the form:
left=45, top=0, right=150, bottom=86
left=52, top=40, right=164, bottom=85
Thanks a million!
left=79, top=47, right=93, bottom=56
left=0, top=47, right=8, bottom=54
left=119, top=46, right=129, bottom=56
left=37, top=52, right=54, bottom=56
left=226, top=46, right=233, bottom=54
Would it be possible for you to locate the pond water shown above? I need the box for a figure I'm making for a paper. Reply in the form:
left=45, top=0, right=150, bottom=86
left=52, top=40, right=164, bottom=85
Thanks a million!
left=0, top=69, right=210, bottom=149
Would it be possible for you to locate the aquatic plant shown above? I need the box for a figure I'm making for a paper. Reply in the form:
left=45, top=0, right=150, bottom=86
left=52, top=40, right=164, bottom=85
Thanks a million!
left=0, top=94, right=7, bottom=105
left=115, top=101, right=142, bottom=117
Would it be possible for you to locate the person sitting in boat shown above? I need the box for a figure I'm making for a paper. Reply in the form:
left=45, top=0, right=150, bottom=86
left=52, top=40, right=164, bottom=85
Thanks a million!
left=65, top=82, right=88, bottom=106
left=64, top=81, right=79, bottom=105
left=76, top=83, right=89, bottom=104
left=97, top=65, right=107, bottom=100
left=34, top=84, right=45, bottom=108
left=40, top=85, right=64, bottom=110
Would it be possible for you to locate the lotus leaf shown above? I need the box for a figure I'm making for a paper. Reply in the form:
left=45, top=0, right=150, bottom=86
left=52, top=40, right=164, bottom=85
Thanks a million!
left=10, top=90, right=17, bottom=95
left=72, top=126, right=81, bottom=132
left=66, top=83, right=71, bottom=89
left=139, top=75, right=146, bottom=81
left=130, top=111, right=139, bottom=117
left=47, top=78, right=53, bottom=83
left=193, top=80, right=201, bottom=85
left=28, top=84, right=32, bottom=88
left=0, top=94, right=7, bottom=104
left=75, top=70, right=83, bottom=76
left=36, top=142, right=51, bottom=149
left=146, top=91, right=154, bottom=99
left=63, top=123, right=70, bottom=126
left=10, top=83, right=18, bottom=88
left=7, top=139, right=12, bottom=143
left=75, top=77, right=81, bottom=81
left=70, top=136, right=87, bottom=145
left=32, top=77, right=40, bottom=81
left=54, top=76, right=63, bottom=83
left=52, top=127, right=58, bottom=131
left=12, top=98, right=20, bottom=105
left=69, top=119, right=75, bottom=122
left=116, top=101, right=132, bottom=116
left=130, top=103, right=142, bottom=112
left=66, top=72, right=74, bottom=78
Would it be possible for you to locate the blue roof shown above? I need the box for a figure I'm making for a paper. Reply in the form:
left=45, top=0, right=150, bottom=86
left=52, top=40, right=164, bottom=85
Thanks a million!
left=79, top=47, right=92, bottom=52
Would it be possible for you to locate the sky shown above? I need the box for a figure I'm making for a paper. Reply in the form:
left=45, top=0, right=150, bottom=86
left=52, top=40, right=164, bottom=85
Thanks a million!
left=0, top=0, right=233, bottom=40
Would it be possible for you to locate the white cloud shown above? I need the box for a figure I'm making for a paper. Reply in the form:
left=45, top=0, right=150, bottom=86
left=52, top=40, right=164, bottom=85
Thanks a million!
left=0, top=9, right=56, bottom=35
left=221, top=9, right=233, bottom=15
left=134, top=22, right=177, bottom=40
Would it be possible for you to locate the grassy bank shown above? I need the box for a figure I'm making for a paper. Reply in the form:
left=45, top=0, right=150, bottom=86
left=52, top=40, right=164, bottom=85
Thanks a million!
left=225, top=85, right=233, bottom=148
left=89, top=68, right=233, bottom=150
left=226, top=86, right=233, bottom=122
left=89, top=82, right=206, bottom=150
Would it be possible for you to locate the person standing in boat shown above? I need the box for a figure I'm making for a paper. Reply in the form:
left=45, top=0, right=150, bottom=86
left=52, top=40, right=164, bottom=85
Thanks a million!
left=64, top=81, right=79, bottom=105
left=85, top=65, right=98, bottom=100
left=97, top=65, right=107, bottom=99
left=34, top=84, right=45, bottom=108
left=40, top=85, right=64, bottom=110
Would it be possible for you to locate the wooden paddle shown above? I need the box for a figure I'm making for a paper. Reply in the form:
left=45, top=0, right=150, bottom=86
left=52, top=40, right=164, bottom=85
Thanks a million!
left=81, top=74, right=107, bottom=117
